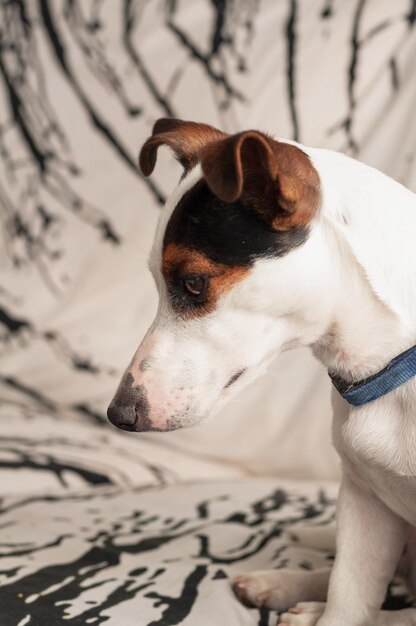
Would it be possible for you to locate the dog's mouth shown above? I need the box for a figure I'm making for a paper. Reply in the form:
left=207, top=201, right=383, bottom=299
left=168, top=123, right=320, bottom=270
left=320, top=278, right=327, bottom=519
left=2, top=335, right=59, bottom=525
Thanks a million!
left=224, top=369, right=247, bottom=389
left=107, top=398, right=204, bottom=433
left=107, top=365, right=250, bottom=433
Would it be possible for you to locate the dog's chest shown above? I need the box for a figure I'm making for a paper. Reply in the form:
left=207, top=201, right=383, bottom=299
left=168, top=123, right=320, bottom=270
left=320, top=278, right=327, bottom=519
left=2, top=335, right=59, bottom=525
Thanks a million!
left=334, top=395, right=416, bottom=525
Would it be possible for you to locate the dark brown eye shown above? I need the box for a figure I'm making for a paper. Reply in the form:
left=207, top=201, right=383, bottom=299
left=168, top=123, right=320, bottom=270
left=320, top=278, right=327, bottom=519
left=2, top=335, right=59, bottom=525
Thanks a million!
left=183, top=276, right=207, bottom=297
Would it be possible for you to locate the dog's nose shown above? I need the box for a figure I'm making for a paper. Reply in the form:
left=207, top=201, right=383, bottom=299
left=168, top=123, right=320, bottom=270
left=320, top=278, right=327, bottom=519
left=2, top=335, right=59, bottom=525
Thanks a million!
left=107, top=373, right=151, bottom=432
left=107, top=394, right=152, bottom=431
left=107, top=401, right=137, bottom=431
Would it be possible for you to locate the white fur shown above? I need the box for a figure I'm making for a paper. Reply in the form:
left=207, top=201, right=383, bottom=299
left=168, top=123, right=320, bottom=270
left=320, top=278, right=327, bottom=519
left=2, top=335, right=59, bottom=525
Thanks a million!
left=121, top=143, right=416, bottom=625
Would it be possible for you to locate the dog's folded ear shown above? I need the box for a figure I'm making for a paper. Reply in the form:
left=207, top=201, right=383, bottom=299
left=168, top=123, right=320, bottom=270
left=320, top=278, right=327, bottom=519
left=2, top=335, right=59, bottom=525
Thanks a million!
left=139, top=120, right=320, bottom=231
left=200, top=131, right=321, bottom=231
left=139, top=118, right=225, bottom=176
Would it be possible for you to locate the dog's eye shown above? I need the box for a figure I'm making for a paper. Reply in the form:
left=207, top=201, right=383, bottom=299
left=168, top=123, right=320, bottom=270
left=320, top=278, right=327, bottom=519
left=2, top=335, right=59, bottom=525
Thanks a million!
left=183, top=275, right=207, bottom=297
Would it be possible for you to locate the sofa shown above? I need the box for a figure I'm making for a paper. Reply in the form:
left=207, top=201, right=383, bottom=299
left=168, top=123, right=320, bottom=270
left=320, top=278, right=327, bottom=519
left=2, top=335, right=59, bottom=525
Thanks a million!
left=1, top=1, right=415, bottom=624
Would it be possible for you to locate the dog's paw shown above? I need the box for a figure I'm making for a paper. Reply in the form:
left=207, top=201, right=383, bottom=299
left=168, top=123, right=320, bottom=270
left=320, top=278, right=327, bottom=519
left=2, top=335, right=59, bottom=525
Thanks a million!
left=232, top=570, right=316, bottom=611
left=232, top=570, right=277, bottom=608
left=277, top=602, right=326, bottom=626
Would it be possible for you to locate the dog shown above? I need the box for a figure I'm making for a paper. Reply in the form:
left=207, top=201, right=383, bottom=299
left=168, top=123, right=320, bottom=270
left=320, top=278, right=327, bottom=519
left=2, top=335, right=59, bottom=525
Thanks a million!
left=107, top=118, right=416, bottom=626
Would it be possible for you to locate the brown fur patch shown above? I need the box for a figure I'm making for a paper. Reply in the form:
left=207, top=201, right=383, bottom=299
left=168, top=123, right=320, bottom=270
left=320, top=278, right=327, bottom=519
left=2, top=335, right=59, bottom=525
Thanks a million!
left=200, top=132, right=321, bottom=231
left=139, top=118, right=321, bottom=232
left=162, top=243, right=249, bottom=317
left=139, top=118, right=225, bottom=176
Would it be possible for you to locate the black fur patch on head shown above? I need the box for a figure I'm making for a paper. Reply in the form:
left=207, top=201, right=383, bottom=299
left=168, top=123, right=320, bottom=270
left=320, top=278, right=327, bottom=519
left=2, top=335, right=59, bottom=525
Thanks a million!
left=163, top=180, right=309, bottom=267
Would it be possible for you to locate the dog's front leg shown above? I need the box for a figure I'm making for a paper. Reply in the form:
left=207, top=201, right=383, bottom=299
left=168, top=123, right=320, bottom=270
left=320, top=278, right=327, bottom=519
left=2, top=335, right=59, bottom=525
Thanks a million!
left=280, top=474, right=408, bottom=626
left=317, top=472, right=408, bottom=626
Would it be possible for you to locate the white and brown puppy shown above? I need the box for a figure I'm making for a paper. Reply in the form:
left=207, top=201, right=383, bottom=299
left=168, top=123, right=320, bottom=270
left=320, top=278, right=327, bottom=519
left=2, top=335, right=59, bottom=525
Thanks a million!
left=107, top=119, right=416, bottom=626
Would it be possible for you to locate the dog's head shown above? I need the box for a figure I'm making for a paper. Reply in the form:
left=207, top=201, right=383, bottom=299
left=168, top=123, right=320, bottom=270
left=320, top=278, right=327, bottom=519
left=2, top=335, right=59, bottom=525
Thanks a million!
left=107, top=119, right=333, bottom=432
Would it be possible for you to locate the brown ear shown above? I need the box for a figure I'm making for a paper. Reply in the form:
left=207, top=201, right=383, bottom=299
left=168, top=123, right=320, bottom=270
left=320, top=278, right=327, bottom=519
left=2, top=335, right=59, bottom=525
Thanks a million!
left=200, top=131, right=321, bottom=231
left=139, top=118, right=225, bottom=176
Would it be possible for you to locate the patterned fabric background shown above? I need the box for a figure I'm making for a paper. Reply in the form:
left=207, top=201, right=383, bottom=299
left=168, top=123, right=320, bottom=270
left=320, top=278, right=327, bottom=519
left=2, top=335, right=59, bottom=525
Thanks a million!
left=0, top=1, right=415, bottom=624
left=1, top=480, right=339, bottom=626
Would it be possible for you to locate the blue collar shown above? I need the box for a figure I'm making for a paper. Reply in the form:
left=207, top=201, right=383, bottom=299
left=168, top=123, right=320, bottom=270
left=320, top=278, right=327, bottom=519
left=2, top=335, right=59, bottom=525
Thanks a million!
left=329, top=343, right=416, bottom=407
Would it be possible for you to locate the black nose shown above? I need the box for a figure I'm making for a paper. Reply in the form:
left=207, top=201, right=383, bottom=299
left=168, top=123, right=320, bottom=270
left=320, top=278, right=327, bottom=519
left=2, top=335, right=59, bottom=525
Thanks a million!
left=107, top=372, right=151, bottom=432
left=107, top=401, right=138, bottom=431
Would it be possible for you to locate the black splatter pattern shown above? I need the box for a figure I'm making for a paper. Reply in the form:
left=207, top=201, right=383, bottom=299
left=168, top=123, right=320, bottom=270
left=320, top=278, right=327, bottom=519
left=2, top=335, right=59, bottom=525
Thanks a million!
left=1, top=2, right=415, bottom=624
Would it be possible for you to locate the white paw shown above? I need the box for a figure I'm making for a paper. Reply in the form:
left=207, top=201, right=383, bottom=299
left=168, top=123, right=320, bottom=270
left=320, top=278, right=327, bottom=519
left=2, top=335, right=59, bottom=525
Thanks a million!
left=232, top=570, right=318, bottom=611
left=233, top=570, right=282, bottom=609
left=278, top=602, right=326, bottom=625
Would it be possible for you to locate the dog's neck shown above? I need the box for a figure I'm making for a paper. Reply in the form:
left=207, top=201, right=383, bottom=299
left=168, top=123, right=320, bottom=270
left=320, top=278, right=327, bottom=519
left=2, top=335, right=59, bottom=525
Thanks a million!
left=312, top=256, right=406, bottom=384
left=307, top=148, right=416, bottom=385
